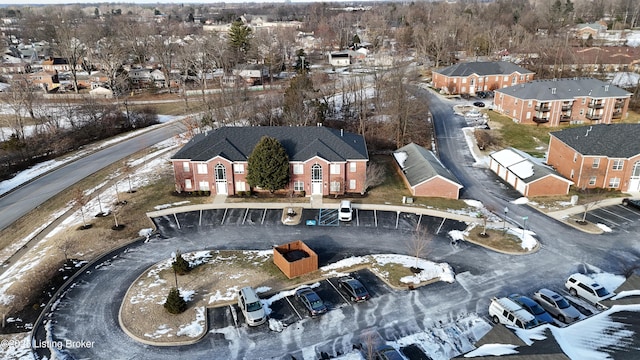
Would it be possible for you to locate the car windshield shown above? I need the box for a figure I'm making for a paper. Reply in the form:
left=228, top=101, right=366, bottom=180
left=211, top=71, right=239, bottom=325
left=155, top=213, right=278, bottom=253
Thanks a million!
left=247, top=301, right=262, bottom=312
left=529, top=303, right=546, bottom=315
left=524, top=319, right=539, bottom=329
left=340, top=208, right=350, bottom=213
left=556, top=298, right=570, bottom=309
left=595, top=287, right=609, bottom=297
left=311, top=299, right=324, bottom=309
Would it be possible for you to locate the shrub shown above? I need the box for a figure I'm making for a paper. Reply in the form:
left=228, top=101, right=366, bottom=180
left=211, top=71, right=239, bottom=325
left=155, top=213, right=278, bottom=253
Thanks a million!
left=299, top=190, right=306, bottom=197
left=164, top=287, right=187, bottom=314
left=172, top=251, right=191, bottom=275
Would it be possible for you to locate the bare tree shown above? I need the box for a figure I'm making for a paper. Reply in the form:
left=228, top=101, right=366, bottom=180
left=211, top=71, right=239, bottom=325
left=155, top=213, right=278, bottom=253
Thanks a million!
left=407, top=226, right=433, bottom=272
left=53, top=10, right=88, bottom=94
left=363, top=162, right=386, bottom=194
left=73, top=187, right=90, bottom=229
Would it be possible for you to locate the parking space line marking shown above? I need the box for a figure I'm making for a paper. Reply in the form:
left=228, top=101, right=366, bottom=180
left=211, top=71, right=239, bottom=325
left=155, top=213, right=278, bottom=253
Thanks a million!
left=221, top=208, right=228, bottom=225
left=599, top=207, right=633, bottom=221
left=242, top=208, right=249, bottom=224
left=417, top=214, right=422, bottom=231
left=199, top=209, right=202, bottom=227
left=618, top=204, right=640, bottom=216
left=374, top=210, right=378, bottom=227
left=326, top=279, right=350, bottom=304
left=356, top=208, right=360, bottom=227
left=589, top=212, right=619, bottom=226
left=173, top=213, right=181, bottom=230
left=261, top=209, right=267, bottom=224
left=395, top=211, right=400, bottom=229
left=285, top=296, right=303, bottom=320
left=436, top=218, right=446, bottom=234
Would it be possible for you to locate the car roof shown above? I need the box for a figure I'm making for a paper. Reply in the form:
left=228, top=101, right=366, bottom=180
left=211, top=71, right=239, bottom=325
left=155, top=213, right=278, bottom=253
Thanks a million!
left=511, top=294, right=537, bottom=307
left=569, top=273, right=604, bottom=289
left=340, top=200, right=351, bottom=206
left=538, top=288, right=562, bottom=299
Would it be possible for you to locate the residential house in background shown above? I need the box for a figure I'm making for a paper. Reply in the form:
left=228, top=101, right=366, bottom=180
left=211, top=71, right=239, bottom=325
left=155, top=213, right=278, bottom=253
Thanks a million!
left=493, top=78, right=631, bottom=126
left=547, top=124, right=640, bottom=193
left=232, top=64, right=269, bottom=85
left=432, top=61, right=535, bottom=96
left=574, top=22, right=608, bottom=40
left=28, top=71, right=59, bottom=92
left=489, top=148, right=573, bottom=197
left=171, top=126, right=369, bottom=196
left=393, top=143, right=463, bottom=199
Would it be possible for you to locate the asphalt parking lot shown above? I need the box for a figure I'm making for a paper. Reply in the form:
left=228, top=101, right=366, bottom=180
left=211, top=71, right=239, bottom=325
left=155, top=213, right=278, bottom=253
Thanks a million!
left=152, top=208, right=467, bottom=237
left=582, top=202, right=640, bottom=232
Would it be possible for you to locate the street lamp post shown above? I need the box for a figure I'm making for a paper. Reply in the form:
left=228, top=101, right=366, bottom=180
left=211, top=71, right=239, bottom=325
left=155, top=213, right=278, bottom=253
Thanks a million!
left=503, top=207, right=509, bottom=233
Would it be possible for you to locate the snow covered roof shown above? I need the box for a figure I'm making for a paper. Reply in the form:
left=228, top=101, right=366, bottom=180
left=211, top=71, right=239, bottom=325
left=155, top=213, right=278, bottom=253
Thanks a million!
left=490, top=148, right=568, bottom=184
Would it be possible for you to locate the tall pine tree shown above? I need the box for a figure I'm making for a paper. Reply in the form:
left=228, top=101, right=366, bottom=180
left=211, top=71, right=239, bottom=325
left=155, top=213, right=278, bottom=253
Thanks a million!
left=246, top=136, right=289, bottom=192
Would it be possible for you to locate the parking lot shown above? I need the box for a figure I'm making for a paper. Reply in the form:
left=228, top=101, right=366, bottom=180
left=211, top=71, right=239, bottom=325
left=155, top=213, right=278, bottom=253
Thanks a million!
left=152, top=207, right=468, bottom=237
left=582, top=202, right=640, bottom=232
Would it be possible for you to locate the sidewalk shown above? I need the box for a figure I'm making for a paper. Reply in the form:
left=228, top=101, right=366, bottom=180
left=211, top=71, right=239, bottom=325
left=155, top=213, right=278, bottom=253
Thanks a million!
left=542, top=196, right=631, bottom=234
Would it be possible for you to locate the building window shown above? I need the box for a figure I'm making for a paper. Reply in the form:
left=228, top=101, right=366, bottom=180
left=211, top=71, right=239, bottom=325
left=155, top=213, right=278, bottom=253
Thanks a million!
left=350, top=179, right=356, bottom=190
left=330, top=164, right=341, bottom=174
left=350, top=162, right=357, bottom=172
left=573, top=153, right=577, bottom=162
left=183, top=162, right=190, bottom=172
left=330, top=181, right=341, bottom=192
left=199, top=181, right=210, bottom=191
left=519, top=75, right=524, bottom=81
left=582, top=98, right=586, bottom=104
left=197, top=163, right=207, bottom=174
left=570, top=169, right=574, bottom=179
left=612, top=159, right=624, bottom=170
left=588, top=176, right=597, bottom=186
left=528, top=100, right=532, bottom=108
left=609, top=177, right=620, bottom=188
left=579, top=109, right=584, bottom=115
left=235, top=181, right=246, bottom=192
left=503, top=76, right=509, bottom=81
left=294, top=181, right=304, bottom=192
left=592, top=158, right=600, bottom=168
left=293, top=164, right=303, bottom=175
left=233, top=164, right=244, bottom=174
left=462, top=78, right=467, bottom=84
left=185, top=179, right=192, bottom=189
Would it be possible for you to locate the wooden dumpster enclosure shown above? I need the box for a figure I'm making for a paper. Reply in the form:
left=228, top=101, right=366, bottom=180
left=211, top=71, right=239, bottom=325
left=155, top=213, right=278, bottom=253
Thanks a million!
left=273, top=240, right=318, bottom=279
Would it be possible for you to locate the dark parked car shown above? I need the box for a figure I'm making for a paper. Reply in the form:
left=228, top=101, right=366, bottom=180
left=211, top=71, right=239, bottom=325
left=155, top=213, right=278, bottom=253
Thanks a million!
left=509, top=294, right=554, bottom=325
left=338, top=277, right=370, bottom=302
left=622, top=198, right=640, bottom=210
left=473, top=101, right=485, bottom=107
left=374, top=345, right=405, bottom=360
left=295, top=287, right=327, bottom=316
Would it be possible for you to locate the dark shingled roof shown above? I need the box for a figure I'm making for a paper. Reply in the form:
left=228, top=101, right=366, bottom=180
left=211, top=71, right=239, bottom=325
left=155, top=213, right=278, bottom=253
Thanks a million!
left=550, top=124, right=640, bottom=158
left=495, top=77, right=631, bottom=101
left=434, top=61, right=534, bottom=77
left=171, top=126, right=368, bottom=162
left=394, top=143, right=462, bottom=188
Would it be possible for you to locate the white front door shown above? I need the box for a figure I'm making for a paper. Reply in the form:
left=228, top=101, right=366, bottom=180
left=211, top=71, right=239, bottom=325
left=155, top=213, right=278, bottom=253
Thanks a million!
left=215, top=164, right=227, bottom=195
left=629, top=161, right=640, bottom=192
left=311, top=164, right=323, bottom=195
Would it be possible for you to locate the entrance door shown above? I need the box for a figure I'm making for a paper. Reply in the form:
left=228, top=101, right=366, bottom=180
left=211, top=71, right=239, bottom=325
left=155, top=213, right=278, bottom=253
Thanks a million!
left=215, top=164, right=227, bottom=195
left=311, top=164, right=323, bottom=195
left=629, top=161, right=640, bottom=192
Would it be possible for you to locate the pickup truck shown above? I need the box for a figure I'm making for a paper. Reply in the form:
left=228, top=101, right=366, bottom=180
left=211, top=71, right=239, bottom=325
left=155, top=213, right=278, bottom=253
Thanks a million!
left=622, top=198, right=640, bottom=210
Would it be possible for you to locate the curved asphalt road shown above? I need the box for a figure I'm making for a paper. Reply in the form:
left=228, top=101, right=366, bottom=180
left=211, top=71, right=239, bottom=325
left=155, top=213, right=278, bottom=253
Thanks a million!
left=0, top=121, right=186, bottom=231
left=36, top=90, right=640, bottom=360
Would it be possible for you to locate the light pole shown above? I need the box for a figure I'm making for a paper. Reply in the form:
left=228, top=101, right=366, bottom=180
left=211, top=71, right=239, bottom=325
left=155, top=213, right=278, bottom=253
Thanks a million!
left=503, top=207, right=509, bottom=233
left=522, top=216, right=528, bottom=238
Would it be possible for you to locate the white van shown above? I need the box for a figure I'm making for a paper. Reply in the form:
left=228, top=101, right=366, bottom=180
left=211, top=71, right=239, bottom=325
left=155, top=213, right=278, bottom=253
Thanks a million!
left=488, top=297, right=539, bottom=329
left=565, top=273, right=614, bottom=306
left=238, top=287, right=267, bottom=326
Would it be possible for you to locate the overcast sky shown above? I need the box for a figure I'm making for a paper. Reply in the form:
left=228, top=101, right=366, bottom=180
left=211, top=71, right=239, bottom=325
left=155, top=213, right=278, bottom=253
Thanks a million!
left=0, top=0, right=364, bottom=4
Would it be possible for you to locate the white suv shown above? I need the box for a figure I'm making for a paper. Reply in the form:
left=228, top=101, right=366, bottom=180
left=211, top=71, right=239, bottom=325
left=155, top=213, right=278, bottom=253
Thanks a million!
left=338, top=200, right=353, bottom=222
left=237, top=287, right=267, bottom=326
left=565, top=273, right=614, bottom=306
left=488, top=297, right=540, bottom=329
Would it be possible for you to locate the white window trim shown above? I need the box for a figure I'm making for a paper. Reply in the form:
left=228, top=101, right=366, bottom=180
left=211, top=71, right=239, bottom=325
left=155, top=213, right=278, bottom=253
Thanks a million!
left=350, top=162, right=357, bottom=172
left=233, top=163, right=245, bottom=174
left=197, top=163, right=208, bottom=175
left=182, top=162, right=190, bottom=172
left=293, top=164, right=304, bottom=175
left=330, top=164, right=341, bottom=175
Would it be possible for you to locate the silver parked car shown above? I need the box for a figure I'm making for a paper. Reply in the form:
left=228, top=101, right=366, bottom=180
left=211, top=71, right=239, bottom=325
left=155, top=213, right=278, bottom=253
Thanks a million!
left=533, top=288, right=581, bottom=324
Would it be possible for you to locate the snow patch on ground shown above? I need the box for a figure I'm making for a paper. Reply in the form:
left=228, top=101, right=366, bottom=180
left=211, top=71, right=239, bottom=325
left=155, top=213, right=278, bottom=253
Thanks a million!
left=464, top=343, right=518, bottom=357
left=511, top=197, right=529, bottom=205
left=611, top=290, right=640, bottom=300
left=176, top=307, right=205, bottom=338
left=596, top=223, right=613, bottom=232
left=371, top=254, right=455, bottom=284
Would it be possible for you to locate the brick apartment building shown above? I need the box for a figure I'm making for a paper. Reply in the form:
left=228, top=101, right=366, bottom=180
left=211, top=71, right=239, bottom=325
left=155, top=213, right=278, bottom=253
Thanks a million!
left=171, top=126, right=369, bottom=196
left=547, top=124, right=640, bottom=192
left=494, top=78, right=631, bottom=127
left=432, top=61, right=534, bottom=96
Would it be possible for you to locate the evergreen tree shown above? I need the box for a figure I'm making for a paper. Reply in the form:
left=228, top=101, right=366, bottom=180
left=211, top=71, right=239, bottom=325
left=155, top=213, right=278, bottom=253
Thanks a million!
left=246, top=136, right=290, bottom=192
left=164, top=287, right=187, bottom=314
left=172, top=251, right=191, bottom=275
left=228, top=19, right=253, bottom=65
left=293, top=49, right=309, bottom=74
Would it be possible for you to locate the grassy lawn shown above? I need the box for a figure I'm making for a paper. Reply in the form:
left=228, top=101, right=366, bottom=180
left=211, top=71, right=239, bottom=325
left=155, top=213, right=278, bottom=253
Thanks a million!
left=465, top=226, right=529, bottom=254
left=486, top=111, right=554, bottom=157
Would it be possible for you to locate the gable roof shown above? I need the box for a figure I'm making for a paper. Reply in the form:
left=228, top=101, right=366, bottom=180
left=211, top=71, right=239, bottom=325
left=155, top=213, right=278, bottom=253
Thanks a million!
left=393, top=143, right=462, bottom=188
left=490, top=148, right=570, bottom=184
left=495, top=77, right=631, bottom=101
left=434, top=61, right=534, bottom=77
left=550, top=124, right=640, bottom=158
left=172, top=126, right=368, bottom=162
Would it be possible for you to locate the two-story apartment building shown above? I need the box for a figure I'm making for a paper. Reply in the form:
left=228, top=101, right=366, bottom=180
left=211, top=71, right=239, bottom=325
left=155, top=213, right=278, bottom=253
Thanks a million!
left=493, top=78, right=631, bottom=127
left=171, top=126, right=369, bottom=196
left=547, top=124, right=640, bottom=193
left=432, top=61, right=535, bottom=96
